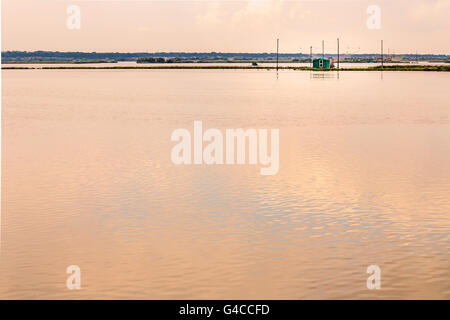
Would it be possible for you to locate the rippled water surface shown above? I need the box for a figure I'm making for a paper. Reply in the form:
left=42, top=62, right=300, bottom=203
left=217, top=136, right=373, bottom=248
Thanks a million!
left=1, top=69, right=449, bottom=299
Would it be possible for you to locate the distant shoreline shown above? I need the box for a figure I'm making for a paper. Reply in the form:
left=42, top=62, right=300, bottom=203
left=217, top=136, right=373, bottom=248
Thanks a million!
left=2, top=65, right=450, bottom=72
left=0, top=60, right=415, bottom=64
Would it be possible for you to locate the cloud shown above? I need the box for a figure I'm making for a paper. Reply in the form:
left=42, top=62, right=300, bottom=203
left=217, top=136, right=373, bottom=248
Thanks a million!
left=230, top=0, right=311, bottom=29
left=195, top=1, right=312, bottom=30
left=409, top=0, right=450, bottom=22
left=196, top=2, right=222, bottom=26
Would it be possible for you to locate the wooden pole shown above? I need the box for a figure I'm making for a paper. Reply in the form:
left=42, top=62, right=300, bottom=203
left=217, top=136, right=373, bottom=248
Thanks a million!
left=310, top=46, right=312, bottom=68
left=276, top=38, right=279, bottom=72
left=337, top=38, right=340, bottom=69
left=381, top=40, right=384, bottom=68
left=322, top=40, right=324, bottom=59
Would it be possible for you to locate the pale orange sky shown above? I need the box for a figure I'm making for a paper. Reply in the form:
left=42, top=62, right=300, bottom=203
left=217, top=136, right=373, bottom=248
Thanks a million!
left=2, top=0, right=450, bottom=54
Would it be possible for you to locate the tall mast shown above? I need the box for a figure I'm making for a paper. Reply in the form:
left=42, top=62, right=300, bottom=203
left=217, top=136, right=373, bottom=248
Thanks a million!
left=276, top=38, right=279, bottom=72
left=322, top=40, right=324, bottom=59
left=337, top=38, right=340, bottom=69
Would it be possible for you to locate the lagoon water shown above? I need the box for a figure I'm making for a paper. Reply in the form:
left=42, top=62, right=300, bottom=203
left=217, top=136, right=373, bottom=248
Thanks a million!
left=1, top=69, right=449, bottom=299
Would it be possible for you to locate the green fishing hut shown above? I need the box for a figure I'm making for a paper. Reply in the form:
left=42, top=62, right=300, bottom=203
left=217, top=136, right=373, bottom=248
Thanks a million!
left=313, top=58, right=332, bottom=69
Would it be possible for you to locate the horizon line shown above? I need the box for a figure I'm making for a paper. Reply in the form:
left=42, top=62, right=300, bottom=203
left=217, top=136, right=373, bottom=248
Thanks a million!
left=2, top=50, right=450, bottom=56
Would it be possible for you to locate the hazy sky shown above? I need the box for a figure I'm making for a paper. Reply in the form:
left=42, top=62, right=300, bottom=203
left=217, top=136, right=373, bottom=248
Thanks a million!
left=2, top=0, right=450, bottom=54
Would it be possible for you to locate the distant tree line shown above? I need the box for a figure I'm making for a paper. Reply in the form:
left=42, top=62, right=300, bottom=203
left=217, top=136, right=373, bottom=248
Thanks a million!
left=136, top=57, right=195, bottom=63
left=2, top=51, right=311, bottom=62
left=2, top=51, right=449, bottom=63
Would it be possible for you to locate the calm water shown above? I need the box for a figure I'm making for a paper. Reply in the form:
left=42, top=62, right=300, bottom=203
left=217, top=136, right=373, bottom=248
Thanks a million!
left=1, top=69, right=449, bottom=299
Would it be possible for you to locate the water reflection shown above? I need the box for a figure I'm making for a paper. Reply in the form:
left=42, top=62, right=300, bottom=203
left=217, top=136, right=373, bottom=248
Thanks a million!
left=1, top=69, right=449, bottom=299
